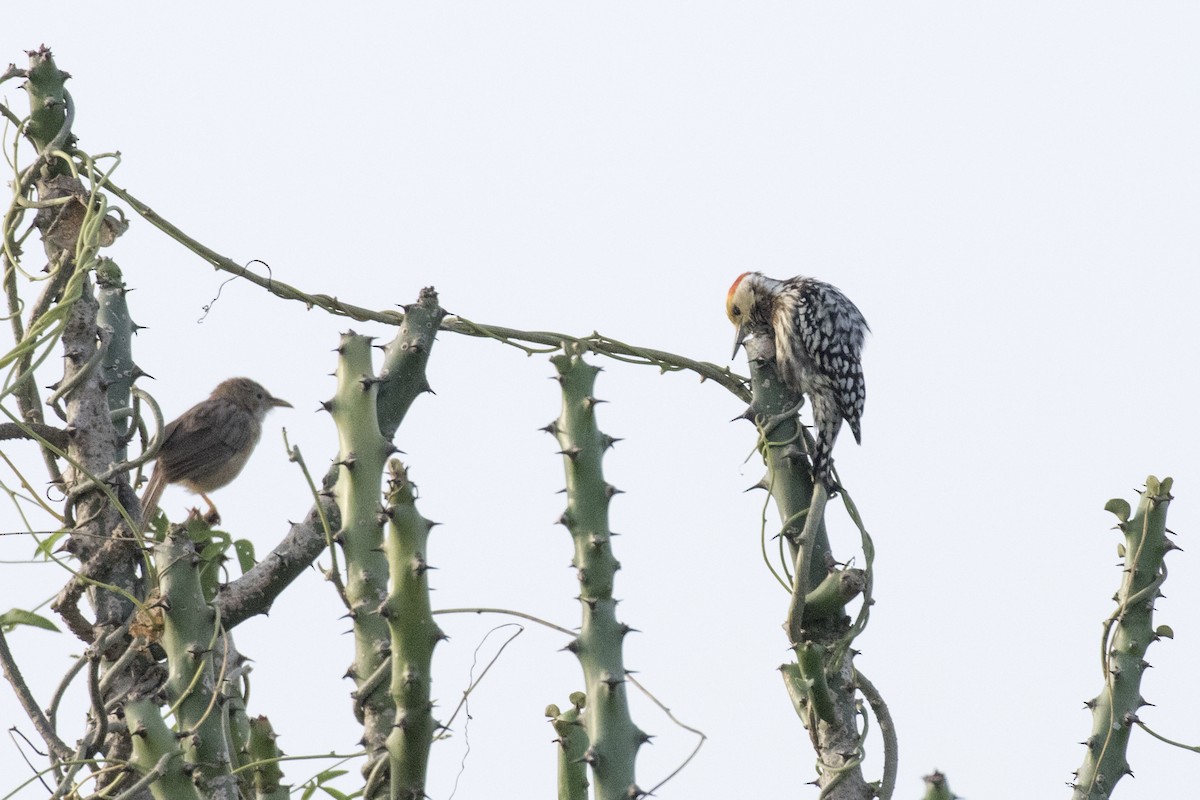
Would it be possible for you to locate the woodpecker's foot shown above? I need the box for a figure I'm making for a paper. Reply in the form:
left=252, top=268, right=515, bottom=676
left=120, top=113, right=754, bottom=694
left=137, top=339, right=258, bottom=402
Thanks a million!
left=812, top=465, right=842, bottom=497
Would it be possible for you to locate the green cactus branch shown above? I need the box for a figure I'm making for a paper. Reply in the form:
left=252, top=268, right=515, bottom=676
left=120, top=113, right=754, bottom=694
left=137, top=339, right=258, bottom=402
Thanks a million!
left=920, top=771, right=958, bottom=800
left=327, top=331, right=395, bottom=795
left=739, top=334, right=883, bottom=800
left=548, top=343, right=646, bottom=800
left=214, top=288, right=440, bottom=631
left=154, top=522, right=238, bottom=799
left=245, top=716, right=291, bottom=800
left=125, top=698, right=204, bottom=800
left=548, top=693, right=591, bottom=800
left=1072, top=476, right=1176, bottom=800
left=382, top=460, right=443, bottom=800
left=85, top=172, right=752, bottom=402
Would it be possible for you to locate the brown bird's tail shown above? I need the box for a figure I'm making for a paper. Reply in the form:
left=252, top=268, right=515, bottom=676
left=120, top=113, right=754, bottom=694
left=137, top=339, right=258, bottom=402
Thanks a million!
left=139, top=466, right=167, bottom=530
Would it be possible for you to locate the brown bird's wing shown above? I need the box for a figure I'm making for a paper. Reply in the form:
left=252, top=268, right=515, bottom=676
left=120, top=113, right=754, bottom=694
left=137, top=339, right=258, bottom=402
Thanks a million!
left=155, top=399, right=258, bottom=486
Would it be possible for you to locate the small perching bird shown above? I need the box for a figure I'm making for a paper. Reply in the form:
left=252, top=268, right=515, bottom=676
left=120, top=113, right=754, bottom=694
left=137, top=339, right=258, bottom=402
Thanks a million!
left=139, top=377, right=292, bottom=526
left=727, top=272, right=869, bottom=491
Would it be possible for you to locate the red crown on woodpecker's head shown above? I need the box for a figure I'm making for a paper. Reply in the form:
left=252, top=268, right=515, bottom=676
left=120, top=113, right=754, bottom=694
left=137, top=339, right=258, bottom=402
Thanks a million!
left=727, top=272, right=752, bottom=299
left=726, top=272, right=755, bottom=316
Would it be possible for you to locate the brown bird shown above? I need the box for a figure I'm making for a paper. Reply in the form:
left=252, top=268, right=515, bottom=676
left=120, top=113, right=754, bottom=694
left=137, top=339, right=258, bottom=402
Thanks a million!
left=140, top=377, right=292, bottom=526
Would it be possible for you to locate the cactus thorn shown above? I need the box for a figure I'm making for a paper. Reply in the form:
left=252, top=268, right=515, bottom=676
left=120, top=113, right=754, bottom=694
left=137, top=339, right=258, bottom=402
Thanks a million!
left=600, top=672, right=624, bottom=688
left=558, top=445, right=583, bottom=460
left=540, top=421, right=560, bottom=435
left=604, top=483, right=623, bottom=498
left=746, top=477, right=771, bottom=493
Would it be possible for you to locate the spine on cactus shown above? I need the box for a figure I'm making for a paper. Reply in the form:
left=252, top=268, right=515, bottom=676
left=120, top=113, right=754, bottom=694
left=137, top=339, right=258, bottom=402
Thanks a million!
left=547, top=692, right=590, bottom=800
left=1072, top=476, right=1176, bottom=800
left=547, top=343, right=646, bottom=800
left=246, top=716, right=290, bottom=800
left=125, top=698, right=203, bottom=800
left=328, top=331, right=395, bottom=790
left=381, top=460, right=443, bottom=799
left=153, top=523, right=237, bottom=798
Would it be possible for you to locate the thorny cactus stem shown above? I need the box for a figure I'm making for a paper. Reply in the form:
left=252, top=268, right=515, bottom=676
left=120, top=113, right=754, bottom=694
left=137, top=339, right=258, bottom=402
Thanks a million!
left=21, top=46, right=75, bottom=168
left=382, top=460, right=443, bottom=800
left=125, top=698, right=203, bottom=800
left=95, top=258, right=144, bottom=463
left=548, top=692, right=590, bottom=800
left=328, top=331, right=394, bottom=793
left=740, top=334, right=873, bottom=800
left=377, top=286, right=445, bottom=441
left=921, top=770, right=958, bottom=800
left=213, top=289, right=442, bottom=631
left=548, top=344, right=646, bottom=800
left=246, top=716, right=290, bottom=800
left=154, top=522, right=238, bottom=800
left=1071, top=476, right=1175, bottom=800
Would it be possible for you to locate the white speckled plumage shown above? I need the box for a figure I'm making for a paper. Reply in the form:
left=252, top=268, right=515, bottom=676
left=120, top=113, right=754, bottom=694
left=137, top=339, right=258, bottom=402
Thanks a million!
left=727, top=271, right=868, bottom=490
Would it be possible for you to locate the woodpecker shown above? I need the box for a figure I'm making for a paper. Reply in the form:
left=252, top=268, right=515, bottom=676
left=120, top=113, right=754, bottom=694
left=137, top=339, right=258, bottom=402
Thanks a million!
left=727, top=272, right=869, bottom=491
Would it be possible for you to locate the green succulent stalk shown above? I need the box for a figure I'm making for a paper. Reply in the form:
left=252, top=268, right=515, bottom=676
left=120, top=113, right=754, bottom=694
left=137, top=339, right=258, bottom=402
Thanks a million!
left=125, top=698, right=203, bottom=800
left=1072, top=476, right=1176, bottom=800
left=327, top=331, right=395, bottom=791
left=920, top=770, right=958, bottom=800
left=221, top=644, right=252, bottom=777
left=95, top=258, right=144, bottom=463
left=377, top=286, right=445, bottom=440
left=382, top=460, right=443, bottom=799
left=246, top=716, right=290, bottom=800
left=548, top=344, right=646, bottom=800
left=741, top=335, right=872, bottom=799
left=547, top=692, right=590, bottom=800
left=154, top=522, right=238, bottom=799
left=21, top=45, right=75, bottom=166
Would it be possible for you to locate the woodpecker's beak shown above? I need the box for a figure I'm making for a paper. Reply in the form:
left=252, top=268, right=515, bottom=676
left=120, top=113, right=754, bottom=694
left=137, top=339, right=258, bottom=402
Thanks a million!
left=731, top=324, right=748, bottom=359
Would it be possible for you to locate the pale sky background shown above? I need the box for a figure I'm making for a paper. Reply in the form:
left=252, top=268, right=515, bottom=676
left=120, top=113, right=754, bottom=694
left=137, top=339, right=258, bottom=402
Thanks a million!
left=3, top=5, right=1199, bottom=799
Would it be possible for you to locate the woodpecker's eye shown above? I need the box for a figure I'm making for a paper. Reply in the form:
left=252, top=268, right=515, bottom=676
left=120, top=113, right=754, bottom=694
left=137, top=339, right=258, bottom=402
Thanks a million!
left=732, top=306, right=742, bottom=317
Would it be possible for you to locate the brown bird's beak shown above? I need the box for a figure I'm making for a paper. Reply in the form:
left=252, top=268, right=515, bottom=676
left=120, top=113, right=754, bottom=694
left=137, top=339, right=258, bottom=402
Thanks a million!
left=732, top=323, right=748, bottom=359
left=271, top=397, right=293, bottom=409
